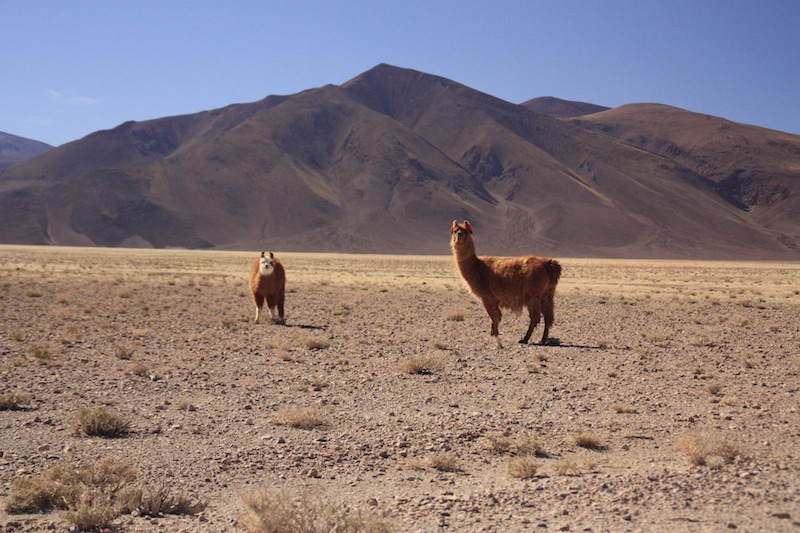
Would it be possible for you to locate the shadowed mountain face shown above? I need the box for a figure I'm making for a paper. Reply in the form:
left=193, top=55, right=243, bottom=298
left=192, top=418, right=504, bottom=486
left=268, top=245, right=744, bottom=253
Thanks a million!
left=1, top=64, right=798, bottom=259
left=0, top=132, right=53, bottom=172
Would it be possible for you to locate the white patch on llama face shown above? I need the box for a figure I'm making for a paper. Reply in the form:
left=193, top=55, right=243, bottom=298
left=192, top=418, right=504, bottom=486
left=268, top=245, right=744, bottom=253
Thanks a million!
left=259, top=256, right=275, bottom=276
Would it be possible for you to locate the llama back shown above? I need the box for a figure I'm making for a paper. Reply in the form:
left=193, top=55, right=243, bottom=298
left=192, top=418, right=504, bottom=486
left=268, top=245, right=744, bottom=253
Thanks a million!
left=482, top=256, right=555, bottom=312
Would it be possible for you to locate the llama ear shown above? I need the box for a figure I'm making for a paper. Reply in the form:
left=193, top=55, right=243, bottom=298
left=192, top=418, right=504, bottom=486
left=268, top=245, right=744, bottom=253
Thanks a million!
left=260, top=251, right=266, bottom=258
left=269, top=252, right=274, bottom=259
left=463, top=220, right=473, bottom=233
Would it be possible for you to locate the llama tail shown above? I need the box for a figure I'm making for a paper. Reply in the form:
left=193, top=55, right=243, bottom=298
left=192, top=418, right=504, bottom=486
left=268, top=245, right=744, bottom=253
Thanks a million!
left=545, top=259, right=562, bottom=284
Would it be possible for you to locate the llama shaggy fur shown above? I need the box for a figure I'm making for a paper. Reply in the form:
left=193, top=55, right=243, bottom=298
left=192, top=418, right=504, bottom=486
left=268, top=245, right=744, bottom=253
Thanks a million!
left=248, top=252, right=286, bottom=325
left=450, top=220, right=561, bottom=348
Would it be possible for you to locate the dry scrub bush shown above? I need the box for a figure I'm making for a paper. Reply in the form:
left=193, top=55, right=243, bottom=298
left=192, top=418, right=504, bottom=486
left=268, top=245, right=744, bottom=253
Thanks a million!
left=117, top=483, right=207, bottom=517
left=483, top=432, right=545, bottom=457
left=275, top=405, right=330, bottom=429
left=551, top=460, right=596, bottom=477
left=5, top=458, right=135, bottom=515
left=0, top=390, right=32, bottom=410
left=399, top=354, right=444, bottom=375
left=507, top=455, right=538, bottom=479
left=239, top=487, right=393, bottom=533
left=72, top=407, right=133, bottom=437
left=574, top=431, right=605, bottom=450
left=305, top=338, right=330, bottom=350
left=676, top=432, right=740, bottom=467
left=429, top=452, right=460, bottom=472
left=5, top=459, right=204, bottom=529
left=27, top=342, right=54, bottom=364
left=612, top=403, right=639, bottom=414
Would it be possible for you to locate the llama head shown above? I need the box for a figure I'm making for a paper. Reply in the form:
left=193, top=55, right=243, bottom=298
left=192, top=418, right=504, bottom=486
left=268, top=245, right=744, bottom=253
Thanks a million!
left=450, top=220, right=474, bottom=245
left=258, top=251, right=276, bottom=276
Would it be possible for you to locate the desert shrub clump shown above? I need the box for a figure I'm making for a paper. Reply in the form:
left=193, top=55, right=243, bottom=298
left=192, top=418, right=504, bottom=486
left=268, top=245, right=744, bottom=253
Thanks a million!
left=0, top=391, right=32, bottom=410
left=72, top=407, right=133, bottom=437
left=5, top=459, right=206, bottom=529
left=676, top=432, right=741, bottom=467
left=240, top=487, right=393, bottom=533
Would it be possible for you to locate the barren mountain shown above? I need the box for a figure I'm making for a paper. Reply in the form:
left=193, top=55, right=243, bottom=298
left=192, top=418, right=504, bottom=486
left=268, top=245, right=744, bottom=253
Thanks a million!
left=521, top=97, right=609, bottom=118
left=0, top=64, right=797, bottom=259
left=0, top=132, right=53, bottom=172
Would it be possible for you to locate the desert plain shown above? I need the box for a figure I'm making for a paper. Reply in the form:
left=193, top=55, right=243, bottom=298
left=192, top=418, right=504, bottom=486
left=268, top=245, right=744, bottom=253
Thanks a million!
left=0, top=245, right=798, bottom=532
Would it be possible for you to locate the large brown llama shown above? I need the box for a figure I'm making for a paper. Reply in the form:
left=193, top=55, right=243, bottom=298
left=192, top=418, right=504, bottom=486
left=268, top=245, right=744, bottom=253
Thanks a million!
left=248, top=252, right=286, bottom=325
left=450, top=220, right=561, bottom=348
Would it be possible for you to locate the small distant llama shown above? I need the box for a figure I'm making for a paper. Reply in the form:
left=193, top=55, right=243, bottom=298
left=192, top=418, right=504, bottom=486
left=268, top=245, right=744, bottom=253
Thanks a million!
left=450, top=220, right=561, bottom=348
left=248, top=252, right=286, bottom=325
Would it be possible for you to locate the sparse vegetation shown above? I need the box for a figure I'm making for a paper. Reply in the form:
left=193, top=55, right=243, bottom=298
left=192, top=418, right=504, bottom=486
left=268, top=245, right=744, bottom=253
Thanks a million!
left=399, top=354, right=444, bottom=375
left=72, top=407, right=133, bottom=437
left=1, top=248, right=797, bottom=531
left=239, top=487, right=393, bottom=533
left=507, top=455, right=538, bottom=479
left=574, top=431, right=605, bottom=450
left=275, top=404, right=329, bottom=429
left=612, top=403, right=639, bottom=414
left=676, top=432, right=741, bottom=467
left=5, top=459, right=205, bottom=529
left=0, top=390, right=32, bottom=410
left=429, top=452, right=460, bottom=472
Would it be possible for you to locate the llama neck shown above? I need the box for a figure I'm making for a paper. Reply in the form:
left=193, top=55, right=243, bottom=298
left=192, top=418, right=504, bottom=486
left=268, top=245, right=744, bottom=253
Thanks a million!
left=453, top=240, right=484, bottom=289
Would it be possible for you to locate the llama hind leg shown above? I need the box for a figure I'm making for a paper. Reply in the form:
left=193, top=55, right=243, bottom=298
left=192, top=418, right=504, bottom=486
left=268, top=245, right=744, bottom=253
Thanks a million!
left=540, top=296, right=555, bottom=345
left=520, top=304, right=541, bottom=344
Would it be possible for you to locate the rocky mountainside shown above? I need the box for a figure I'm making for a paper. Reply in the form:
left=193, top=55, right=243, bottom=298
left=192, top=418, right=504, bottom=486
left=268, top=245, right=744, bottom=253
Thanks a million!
left=0, top=64, right=797, bottom=259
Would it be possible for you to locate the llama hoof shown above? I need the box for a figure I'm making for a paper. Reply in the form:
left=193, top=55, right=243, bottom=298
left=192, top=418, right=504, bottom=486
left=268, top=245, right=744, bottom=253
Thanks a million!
left=518, top=338, right=529, bottom=345
left=274, top=318, right=286, bottom=326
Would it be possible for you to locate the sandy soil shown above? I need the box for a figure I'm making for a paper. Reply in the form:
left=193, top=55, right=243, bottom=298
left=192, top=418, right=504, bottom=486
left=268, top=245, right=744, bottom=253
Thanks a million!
left=1, top=246, right=799, bottom=532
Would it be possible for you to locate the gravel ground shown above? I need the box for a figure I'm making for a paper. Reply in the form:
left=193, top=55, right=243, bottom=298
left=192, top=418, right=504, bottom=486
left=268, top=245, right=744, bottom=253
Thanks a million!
left=1, top=248, right=798, bottom=532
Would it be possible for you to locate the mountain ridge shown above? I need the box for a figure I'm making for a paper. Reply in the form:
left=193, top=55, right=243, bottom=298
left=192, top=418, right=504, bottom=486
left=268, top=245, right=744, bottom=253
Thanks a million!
left=1, top=64, right=797, bottom=259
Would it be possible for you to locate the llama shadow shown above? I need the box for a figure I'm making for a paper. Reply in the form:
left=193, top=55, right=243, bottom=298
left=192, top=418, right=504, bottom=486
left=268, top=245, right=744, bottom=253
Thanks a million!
left=284, top=323, right=327, bottom=331
left=524, top=338, right=629, bottom=351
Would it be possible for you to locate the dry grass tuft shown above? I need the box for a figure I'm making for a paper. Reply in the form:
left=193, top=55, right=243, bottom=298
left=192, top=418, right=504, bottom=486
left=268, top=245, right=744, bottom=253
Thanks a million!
left=275, top=404, right=330, bottom=429
left=676, top=432, right=741, bottom=467
left=0, top=391, right=33, bottom=410
left=483, top=432, right=545, bottom=457
left=507, top=455, right=538, bottom=479
left=612, top=403, right=639, bottom=414
left=27, top=342, right=54, bottom=364
left=429, top=452, right=460, bottom=472
left=117, top=483, right=207, bottom=516
left=5, top=458, right=135, bottom=515
left=399, top=354, right=445, bottom=375
left=574, top=431, right=606, bottom=450
left=304, top=338, right=330, bottom=350
left=72, top=407, right=133, bottom=437
left=5, top=459, right=205, bottom=528
left=239, top=487, right=393, bottom=533
left=551, top=460, right=595, bottom=477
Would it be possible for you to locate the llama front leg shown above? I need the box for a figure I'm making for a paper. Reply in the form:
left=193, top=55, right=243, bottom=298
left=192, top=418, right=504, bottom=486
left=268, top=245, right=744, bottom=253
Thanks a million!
left=253, top=294, right=265, bottom=323
left=484, top=300, right=503, bottom=349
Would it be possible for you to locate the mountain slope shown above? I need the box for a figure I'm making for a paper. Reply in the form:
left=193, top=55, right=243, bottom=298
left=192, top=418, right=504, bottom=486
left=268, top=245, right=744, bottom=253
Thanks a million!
left=0, top=64, right=797, bottom=259
left=0, top=132, right=53, bottom=171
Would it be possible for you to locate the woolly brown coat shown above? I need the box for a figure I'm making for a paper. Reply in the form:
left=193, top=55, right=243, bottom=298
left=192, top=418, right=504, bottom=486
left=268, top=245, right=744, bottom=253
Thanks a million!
left=451, top=220, right=561, bottom=346
left=249, top=252, right=286, bottom=324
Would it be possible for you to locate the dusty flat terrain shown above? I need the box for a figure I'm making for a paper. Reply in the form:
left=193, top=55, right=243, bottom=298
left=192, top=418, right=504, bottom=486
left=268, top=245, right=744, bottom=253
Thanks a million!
left=1, top=246, right=799, bottom=532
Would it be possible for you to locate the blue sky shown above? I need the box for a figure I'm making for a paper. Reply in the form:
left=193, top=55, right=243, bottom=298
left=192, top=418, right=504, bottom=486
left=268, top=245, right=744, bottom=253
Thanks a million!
left=2, top=0, right=799, bottom=146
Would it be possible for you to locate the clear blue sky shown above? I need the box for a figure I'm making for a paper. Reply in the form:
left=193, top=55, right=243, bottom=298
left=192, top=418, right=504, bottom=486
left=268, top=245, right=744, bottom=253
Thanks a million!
left=2, top=0, right=799, bottom=147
